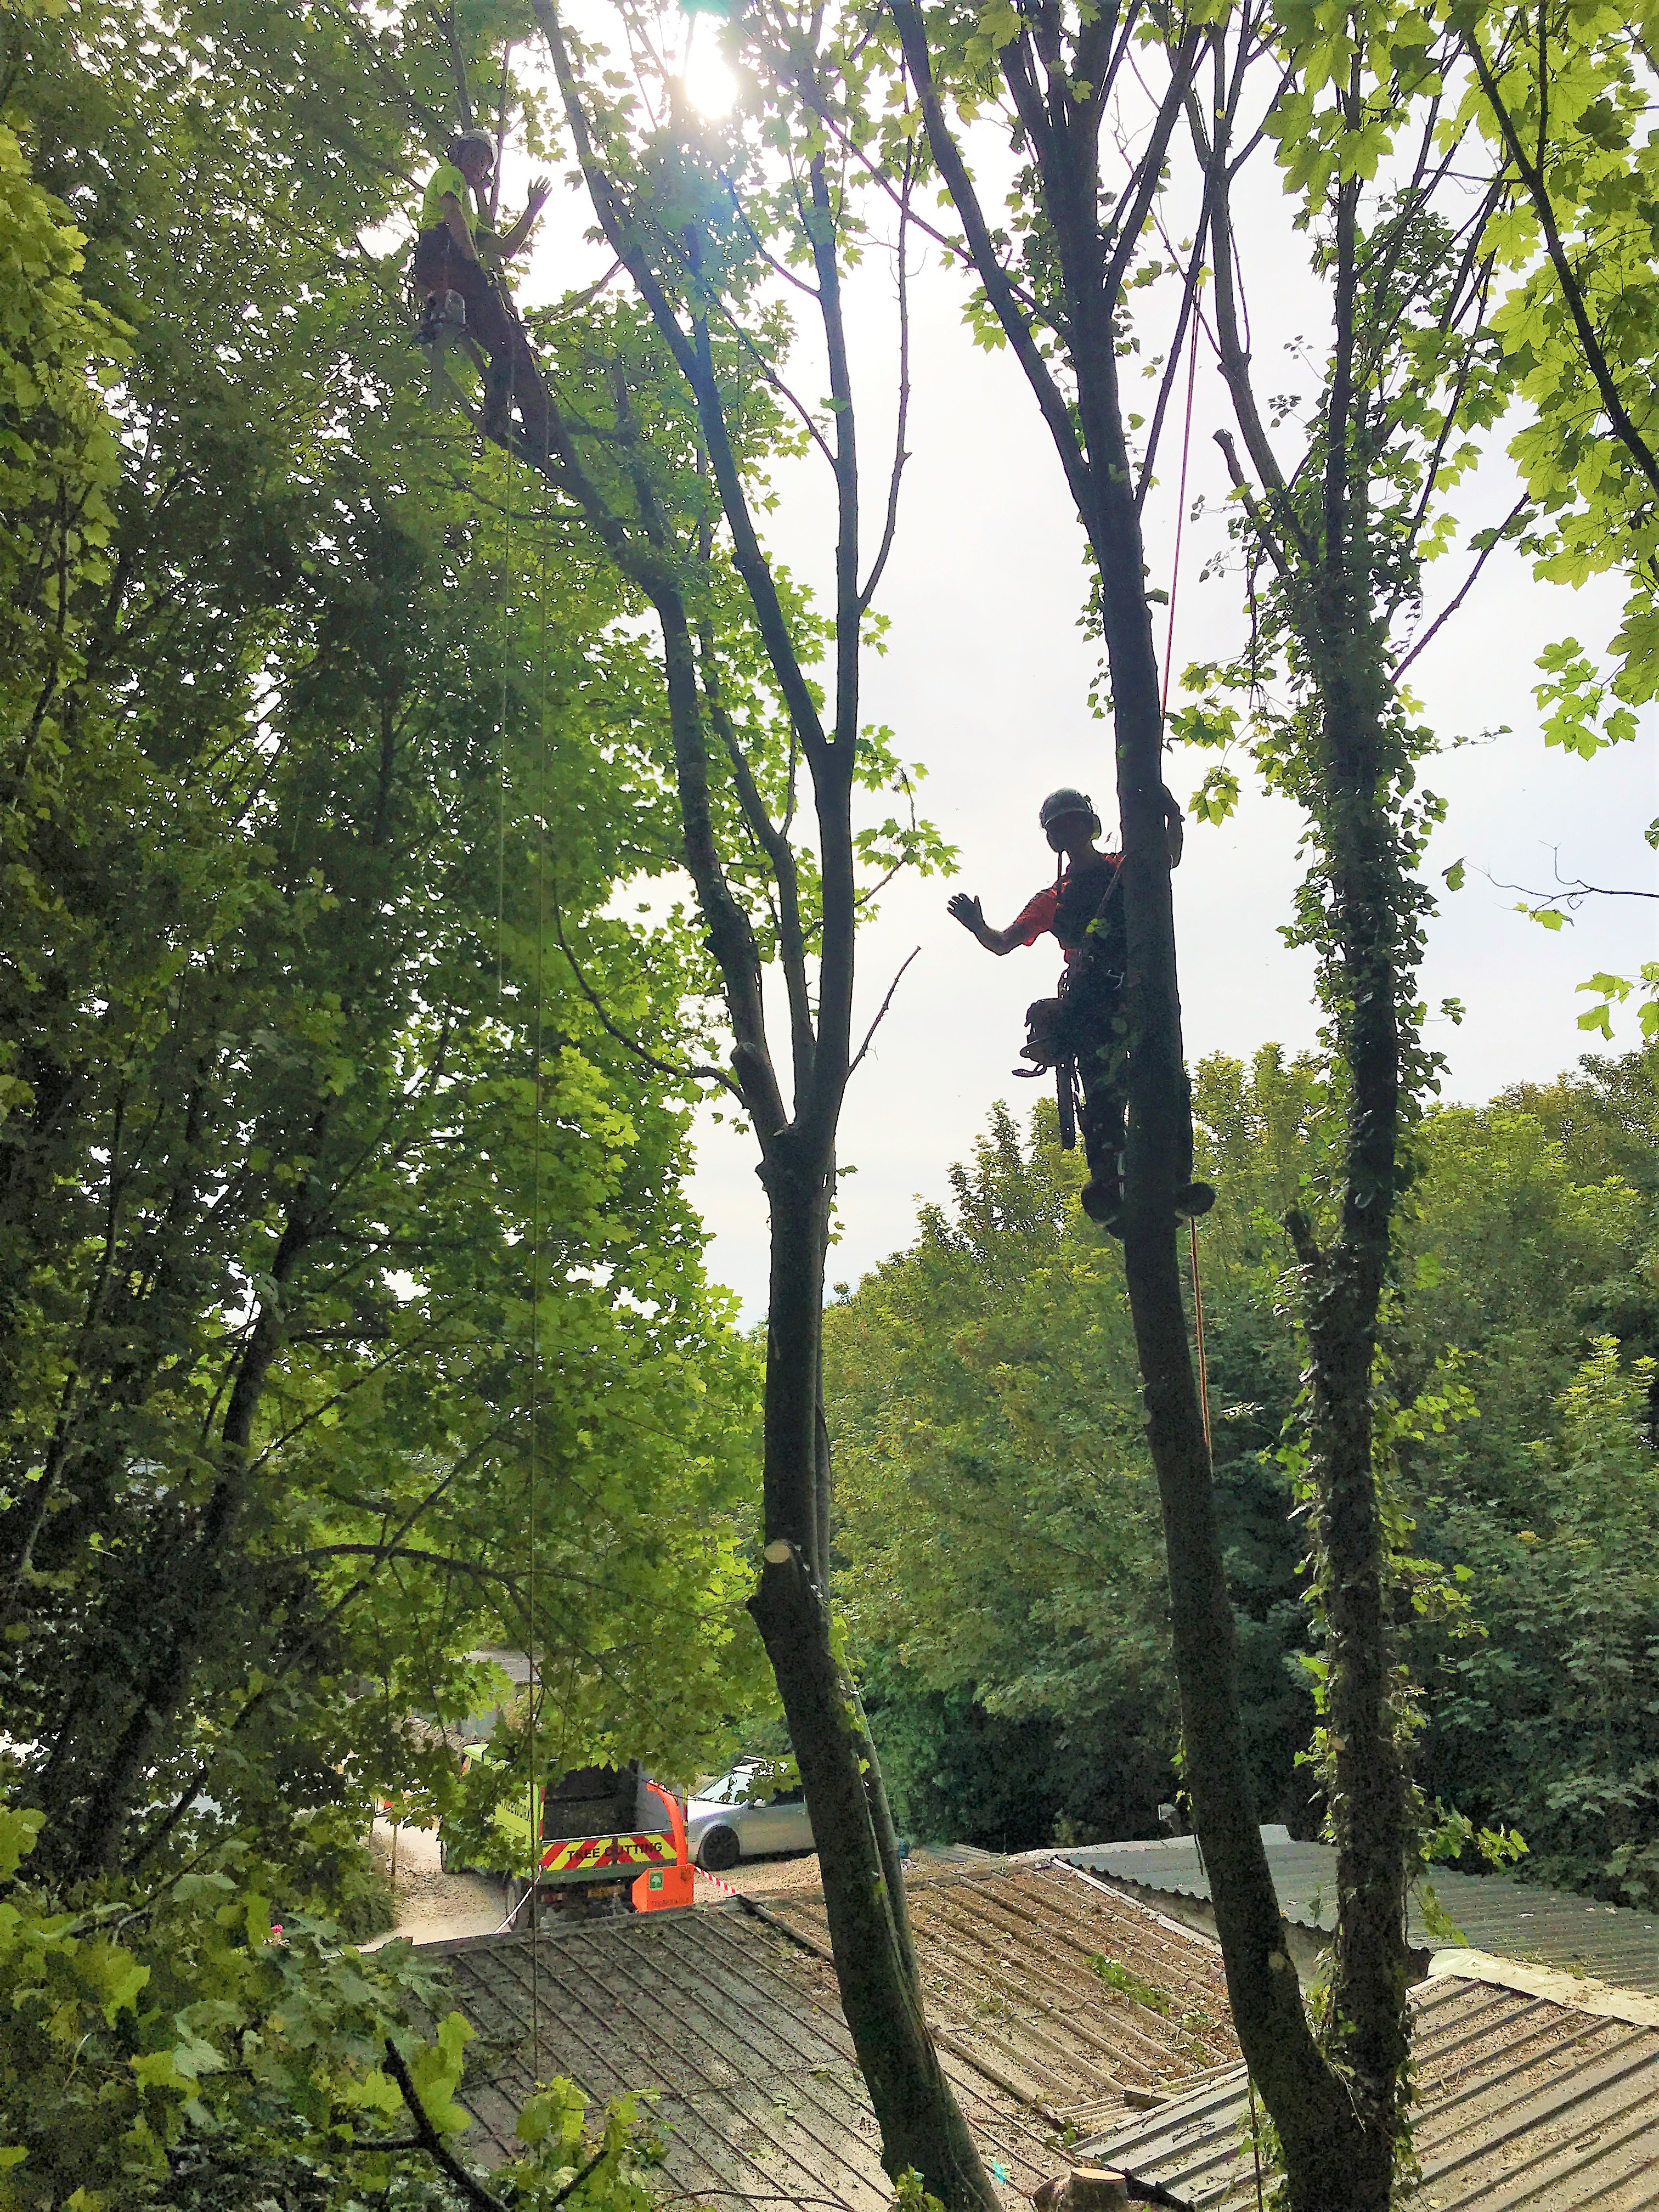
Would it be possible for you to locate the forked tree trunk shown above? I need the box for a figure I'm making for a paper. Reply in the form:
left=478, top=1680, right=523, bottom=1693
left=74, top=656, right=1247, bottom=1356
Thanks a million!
left=1081, top=340, right=1373, bottom=2210
left=891, top=8, right=1390, bottom=2200
left=521, top=453, right=997, bottom=2202
left=517, top=10, right=1003, bottom=2187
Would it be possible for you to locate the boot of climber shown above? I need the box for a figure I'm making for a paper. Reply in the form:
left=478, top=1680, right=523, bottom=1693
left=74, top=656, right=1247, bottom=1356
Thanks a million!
left=947, top=786, right=1214, bottom=1231
left=413, top=131, right=554, bottom=455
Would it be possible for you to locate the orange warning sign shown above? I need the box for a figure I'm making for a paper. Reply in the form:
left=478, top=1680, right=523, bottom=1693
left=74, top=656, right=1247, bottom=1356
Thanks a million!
left=539, top=1831, right=676, bottom=1880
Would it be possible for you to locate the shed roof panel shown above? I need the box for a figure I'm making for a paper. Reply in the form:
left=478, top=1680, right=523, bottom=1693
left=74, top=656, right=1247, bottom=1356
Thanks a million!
left=1058, top=1837, right=1659, bottom=1997
left=428, top=1862, right=1239, bottom=2204
left=1082, top=1972, right=1659, bottom=2208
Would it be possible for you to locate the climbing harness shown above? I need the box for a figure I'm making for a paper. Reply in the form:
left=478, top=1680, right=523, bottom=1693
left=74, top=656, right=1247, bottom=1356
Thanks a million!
left=411, top=264, right=489, bottom=413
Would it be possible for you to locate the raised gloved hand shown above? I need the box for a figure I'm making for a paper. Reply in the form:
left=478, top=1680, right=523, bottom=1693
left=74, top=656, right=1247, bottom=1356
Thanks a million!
left=947, top=891, right=985, bottom=934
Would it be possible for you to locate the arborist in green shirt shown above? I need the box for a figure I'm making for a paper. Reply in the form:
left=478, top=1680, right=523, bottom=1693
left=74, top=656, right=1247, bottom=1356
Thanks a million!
left=414, top=129, right=554, bottom=460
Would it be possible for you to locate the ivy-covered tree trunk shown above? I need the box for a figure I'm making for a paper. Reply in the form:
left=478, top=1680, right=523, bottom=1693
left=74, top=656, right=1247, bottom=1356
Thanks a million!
left=1274, top=182, right=1412, bottom=2203
left=1187, top=30, right=1483, bottom=2188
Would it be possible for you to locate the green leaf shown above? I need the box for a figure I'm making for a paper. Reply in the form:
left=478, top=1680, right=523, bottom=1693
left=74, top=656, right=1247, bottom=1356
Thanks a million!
left=0, top=1807, right=43, bottom=1881
left=80, top=1940, right=150, bottom=2025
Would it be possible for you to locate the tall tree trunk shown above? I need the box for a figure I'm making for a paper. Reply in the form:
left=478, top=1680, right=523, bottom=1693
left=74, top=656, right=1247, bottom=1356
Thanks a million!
left=504, top=24, right=1003, bottom=2179
left=605, top=535, right=998, bottom=2209
left=749, top=1153, right=992, bottom=2206
left=1290, top=366, right=1410, bottom=2194
left=1259, top=144, right=1409, bottom=2200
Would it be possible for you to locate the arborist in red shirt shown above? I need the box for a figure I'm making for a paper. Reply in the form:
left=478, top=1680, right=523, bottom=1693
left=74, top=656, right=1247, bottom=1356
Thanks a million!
left=949, top=786, right=1213, bottom=1231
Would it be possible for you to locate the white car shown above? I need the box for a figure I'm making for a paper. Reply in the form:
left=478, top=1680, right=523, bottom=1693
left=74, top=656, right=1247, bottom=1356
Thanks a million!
left=686, top=1759, right=812, bottom=1872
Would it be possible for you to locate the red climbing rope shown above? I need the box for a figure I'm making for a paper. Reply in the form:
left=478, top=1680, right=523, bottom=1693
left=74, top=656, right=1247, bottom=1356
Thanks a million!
left=1189, top=1217, right=1213, bottom=1456
left=1159, top=307, right=1201, bottom=721
left=1160, top=305, right=1214, bottom=1460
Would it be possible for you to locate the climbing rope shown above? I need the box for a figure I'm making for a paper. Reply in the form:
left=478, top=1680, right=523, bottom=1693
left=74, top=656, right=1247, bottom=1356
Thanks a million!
left=1189, top=1218, right=1213, bottom=1457
left=524, top=476, right=558, bottom=2051
left=1159, top=307, right=1201, bottom=726
left=488, top=436, right=545, bottom=2044
left=1159, top=306, right=1215, bottom=1463
left=498, top=479, right=512, bottom=1006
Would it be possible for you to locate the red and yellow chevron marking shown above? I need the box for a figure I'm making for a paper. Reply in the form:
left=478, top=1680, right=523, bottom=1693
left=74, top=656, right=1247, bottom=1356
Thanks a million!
left=539, top=1831, right=676, bottom=1880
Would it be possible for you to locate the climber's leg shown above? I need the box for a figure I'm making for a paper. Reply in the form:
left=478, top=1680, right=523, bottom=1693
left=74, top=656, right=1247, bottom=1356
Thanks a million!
left=1172, top=1065, right=1216, bottom=1221
left=413, top=231, right=514, bottom=421
left=1076, top=1025, right=1127, bottom=1231
left=506, top=331, right=554, bottom=462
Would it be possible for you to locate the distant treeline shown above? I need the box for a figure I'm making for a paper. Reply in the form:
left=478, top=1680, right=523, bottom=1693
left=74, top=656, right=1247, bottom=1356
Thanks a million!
left=828, top=1047, right=1659, bottom=1906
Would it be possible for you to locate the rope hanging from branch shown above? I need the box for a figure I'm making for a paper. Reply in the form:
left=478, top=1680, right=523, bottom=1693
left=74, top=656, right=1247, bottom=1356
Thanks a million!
left=1162, top=307, right=1212, bottom=1460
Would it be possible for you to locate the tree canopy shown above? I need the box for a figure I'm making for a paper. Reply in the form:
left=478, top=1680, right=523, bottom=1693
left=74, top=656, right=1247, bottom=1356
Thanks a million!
left=1, top=0, right=1655, bottom=2202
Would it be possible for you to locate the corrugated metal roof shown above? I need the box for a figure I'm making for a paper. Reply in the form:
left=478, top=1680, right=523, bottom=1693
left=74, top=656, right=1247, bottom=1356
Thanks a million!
left=1082, top=1971, right=1659, bottom=2209
left=766, top=1862, right=1239, bottom=2137
left=432, top=1900, right=1057, bottom=2206
left=428, top=1861, right=1242, bottom=2203
left=1059, top=1837, right=1659, bottom=1997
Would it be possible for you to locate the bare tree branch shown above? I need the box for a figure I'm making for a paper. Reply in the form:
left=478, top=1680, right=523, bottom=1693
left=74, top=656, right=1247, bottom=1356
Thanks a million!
left=1214, top=428, right=1292, bottom=579
left=848, top=946, right=920, bottom=1079
left=1136, top=207, right=1212, bottom=515
left=858, top=143, right=915, bottom=616
left=1103, top=33, right=1204, bottom=306
left=890, top=0, right=1097, bottom=538
left=433, top=1, right=473, bottom=128
left=1483, top=849, right=1659, bottom=906
left=531, top=0, right=833, bottom=771
left=1392, top=494, right=1528, bottom=678
left=543, top=884, right=744, bottom=1102
left=693, top=609, right=816, bottom=1103
left=383, top=2038, right=511, bottom=2212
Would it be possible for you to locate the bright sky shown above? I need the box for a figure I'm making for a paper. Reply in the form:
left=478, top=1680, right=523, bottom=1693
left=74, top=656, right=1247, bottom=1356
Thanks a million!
left=510, top=30, right=1657, bottom=1318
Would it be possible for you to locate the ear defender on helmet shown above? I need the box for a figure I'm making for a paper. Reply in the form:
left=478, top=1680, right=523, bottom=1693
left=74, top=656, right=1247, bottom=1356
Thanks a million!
left=1037, top=787, right=1102, bottom=840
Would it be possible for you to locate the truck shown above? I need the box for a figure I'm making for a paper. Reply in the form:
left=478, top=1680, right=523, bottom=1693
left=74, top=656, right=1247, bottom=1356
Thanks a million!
left=486, top=1759, right=695, bottom=1924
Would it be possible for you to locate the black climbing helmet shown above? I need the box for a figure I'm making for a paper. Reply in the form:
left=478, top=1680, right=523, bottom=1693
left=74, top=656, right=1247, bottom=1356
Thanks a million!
left=448, top=128, right=496, bottom=168
left=1038, top=787, right=1101, bottom=839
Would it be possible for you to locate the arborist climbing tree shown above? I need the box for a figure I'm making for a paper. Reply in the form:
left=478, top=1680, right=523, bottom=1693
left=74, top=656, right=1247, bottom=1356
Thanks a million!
left=949, top=787, right=1211, bottom=1233
left=413, top=128, right=554, bottom=460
